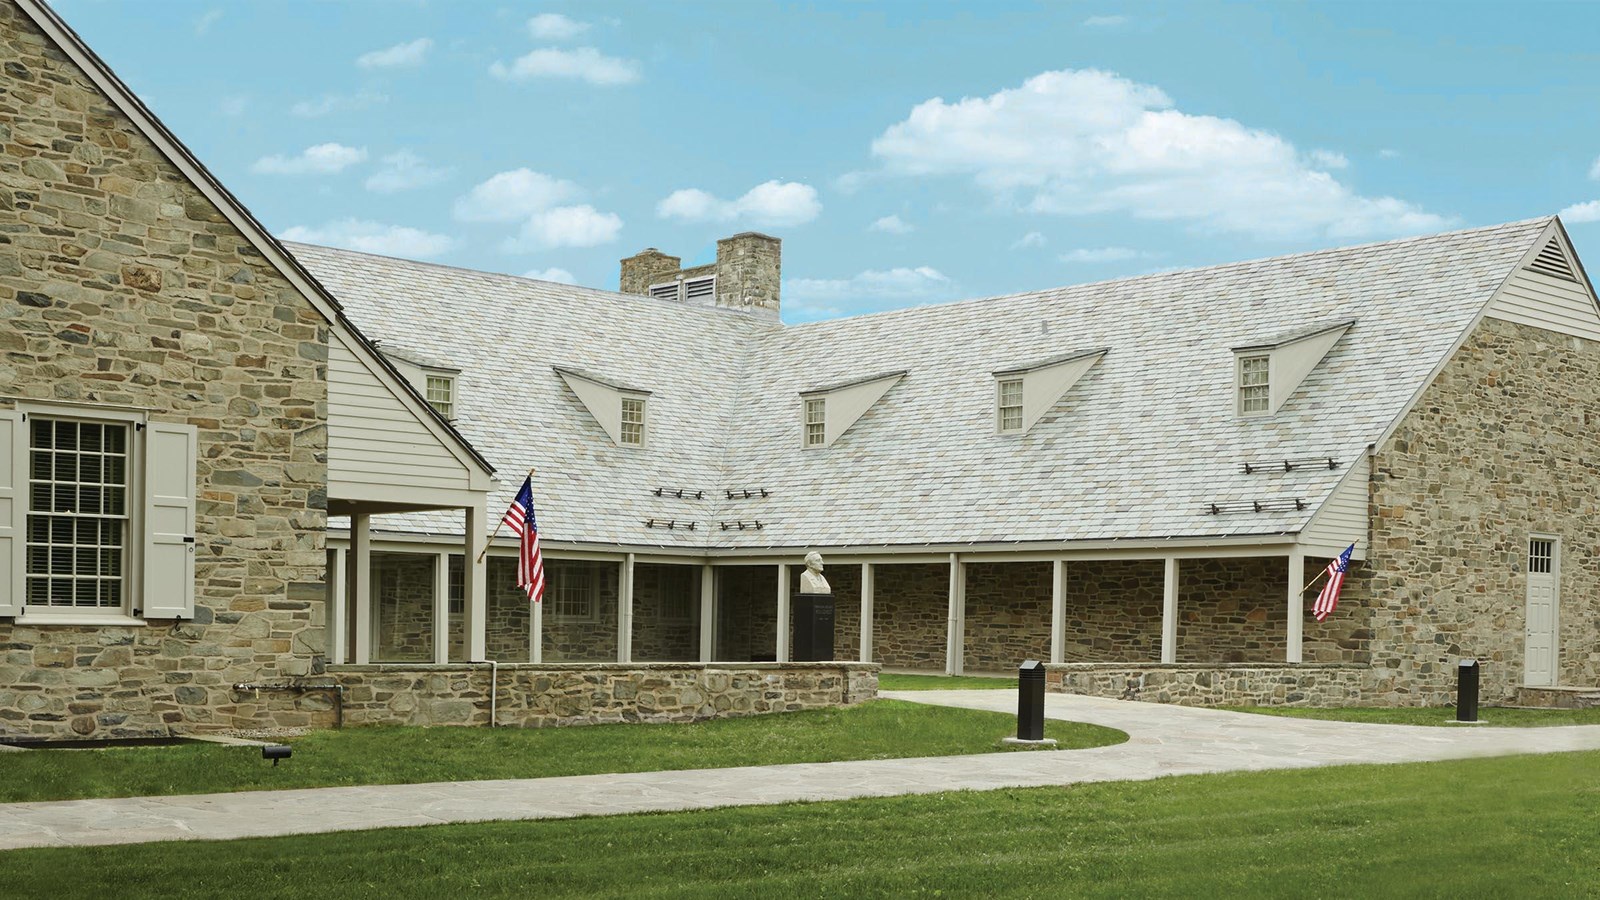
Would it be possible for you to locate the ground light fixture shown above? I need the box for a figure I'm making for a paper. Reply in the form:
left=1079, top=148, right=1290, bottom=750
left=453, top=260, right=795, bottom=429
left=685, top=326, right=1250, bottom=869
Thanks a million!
left=262, top=744, right=293, bottom=766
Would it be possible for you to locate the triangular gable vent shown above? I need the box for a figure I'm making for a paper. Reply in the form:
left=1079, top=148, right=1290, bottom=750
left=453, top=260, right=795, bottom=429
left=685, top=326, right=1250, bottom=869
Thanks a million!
left=1527, top=238, right=1577, bottom=282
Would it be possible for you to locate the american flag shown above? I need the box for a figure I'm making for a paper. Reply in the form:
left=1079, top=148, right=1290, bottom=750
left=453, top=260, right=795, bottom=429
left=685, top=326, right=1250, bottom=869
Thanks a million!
left=1312, top=543, right=1355, bottom=622
left=500, top=476, right=544, bottom=603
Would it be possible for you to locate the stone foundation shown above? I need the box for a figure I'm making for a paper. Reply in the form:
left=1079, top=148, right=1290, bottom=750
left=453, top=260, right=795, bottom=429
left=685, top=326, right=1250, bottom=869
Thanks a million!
left=1047, top=663, right=1369, bottom=707
left=331, top=662, right=879, bottom=728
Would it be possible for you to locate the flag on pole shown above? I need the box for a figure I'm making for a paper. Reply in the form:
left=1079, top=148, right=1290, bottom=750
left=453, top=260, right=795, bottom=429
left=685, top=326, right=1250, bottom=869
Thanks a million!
left=1312, top=543, right=1355, bottom=622
left=500, top=476, right=545, bottom=603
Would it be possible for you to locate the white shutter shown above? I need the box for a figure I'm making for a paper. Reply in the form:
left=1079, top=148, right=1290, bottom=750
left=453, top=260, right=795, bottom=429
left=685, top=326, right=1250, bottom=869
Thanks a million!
left=0, top=410, right=23, bottom=617
left=141, top=422, right=197, bottom=619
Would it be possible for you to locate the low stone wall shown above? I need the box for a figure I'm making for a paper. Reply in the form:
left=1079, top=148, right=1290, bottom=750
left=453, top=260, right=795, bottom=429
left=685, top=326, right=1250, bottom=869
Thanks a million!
left=1047, top=663, right=1369, bottom=707
left=329, top=662, right=879, bottom=729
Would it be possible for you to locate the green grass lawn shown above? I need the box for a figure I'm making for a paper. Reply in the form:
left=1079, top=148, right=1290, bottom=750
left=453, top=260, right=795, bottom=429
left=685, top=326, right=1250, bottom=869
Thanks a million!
left=879, top=672, right=1018, bottom=690
left=4, top=751, right=1597, bottom=898
left=1222, top=705, right=1600, bottom=727
left=0, top=700, right=1124, bottom=804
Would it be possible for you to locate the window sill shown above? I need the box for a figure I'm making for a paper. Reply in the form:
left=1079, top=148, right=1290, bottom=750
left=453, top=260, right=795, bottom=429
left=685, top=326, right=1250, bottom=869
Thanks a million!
left=14, top=612, right=148, bottom=627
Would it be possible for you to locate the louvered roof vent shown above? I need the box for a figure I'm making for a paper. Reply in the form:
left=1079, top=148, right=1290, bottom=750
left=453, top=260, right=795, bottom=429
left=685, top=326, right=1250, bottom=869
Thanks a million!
left=1527, top=238, right=1578, bottom=282
left=648, top=281, right=682, bottom=301
left=684, top=275, right=716, bottom=301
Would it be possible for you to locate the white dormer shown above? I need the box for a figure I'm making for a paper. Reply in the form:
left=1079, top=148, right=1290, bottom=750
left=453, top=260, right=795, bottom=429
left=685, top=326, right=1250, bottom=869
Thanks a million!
left=554, top=366, right=652, bottom=448
left=1231, top=321, right=1354, bottom=417
left=377, top=343, right=463, bottom=421
left=798, top=371, right=906, bottom=449
left=992, top=348, right=1107, bottom=435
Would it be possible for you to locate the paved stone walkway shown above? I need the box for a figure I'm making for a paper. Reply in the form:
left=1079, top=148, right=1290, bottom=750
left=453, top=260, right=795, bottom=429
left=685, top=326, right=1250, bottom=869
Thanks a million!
left=4, top=690, right=1599, bottom=851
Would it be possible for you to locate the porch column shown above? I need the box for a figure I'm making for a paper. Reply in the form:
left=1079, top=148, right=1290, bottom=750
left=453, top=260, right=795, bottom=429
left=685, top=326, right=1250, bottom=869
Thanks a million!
left=945, top=553, right=965, bottom=675
left=1286, top=551, right=1305, bottom=664
left=698, top=565, right=715, bottom=662
left=432, top=550, right=450, bottom=664
left=1160, top=557, right=1178, bottom=664
left=776, top=563, right=791, bottom=662
left=326, top=548, right=347, bottom=665
left=618, top=553, right=635, bottom=663
left=531, top=589, right=543, bottom=664
left=351, top=513, right=372, bottom=664
left=859, top=562, right=875, bottom=664
left=463, top=503, right=487, bottom=661
left=1049, top=558, right=1066, bottom=665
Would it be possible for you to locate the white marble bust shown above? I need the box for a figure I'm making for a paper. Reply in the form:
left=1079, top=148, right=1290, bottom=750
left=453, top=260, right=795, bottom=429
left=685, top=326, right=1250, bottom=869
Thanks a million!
left=800, top=551, right=830, bottom=594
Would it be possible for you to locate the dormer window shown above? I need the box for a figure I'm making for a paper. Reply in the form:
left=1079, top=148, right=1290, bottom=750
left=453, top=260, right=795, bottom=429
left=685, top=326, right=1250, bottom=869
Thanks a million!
left=1238, top=356, right=1270, bottom=416
left=425, top=374, right=455, bottom=419
left=996, top=378, right=1024, bottom=433
left=620, top=396, right=646, bottom=446
left=804, top=398, right=826, bottom=447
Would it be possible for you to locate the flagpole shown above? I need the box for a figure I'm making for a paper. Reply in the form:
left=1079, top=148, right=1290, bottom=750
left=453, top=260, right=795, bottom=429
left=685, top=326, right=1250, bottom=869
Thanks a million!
left=476, top=466, right=536, bottom=564
left=1298, top=544, right=1357, bottom=594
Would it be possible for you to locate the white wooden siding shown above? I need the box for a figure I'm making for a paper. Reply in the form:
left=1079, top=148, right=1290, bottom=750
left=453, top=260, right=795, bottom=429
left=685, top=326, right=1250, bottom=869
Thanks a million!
left=328, top=332, right=471, bottom=494
left=1485, top=267, right=1600, bottom=342
left=1301, top=454, right=1369, bottom=553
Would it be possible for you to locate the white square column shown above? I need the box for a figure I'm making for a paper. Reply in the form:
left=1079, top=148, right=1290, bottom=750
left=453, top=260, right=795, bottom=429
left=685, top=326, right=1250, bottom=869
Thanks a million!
left=775, top=563, right=791, bottom=662
left=859, top=562, right=875, bottom=664
left=1160, top=557, right=1179, bottom=664
left=326, top=547, right=347, bottom=665
left=432, top=550, right=450, bottom=664
left=945, top=553, right=965, bottom=675
left=1050, top=559, right=1066, bottom=665
left=698, top=565, right=715, bottom=662
left=1286, top=551, right=1305, bottom=663
left=618, top=553, right=635, bottom=663
left=351, top=513, right=372, bottom=665
left=463, top=503, right=488, bottom=662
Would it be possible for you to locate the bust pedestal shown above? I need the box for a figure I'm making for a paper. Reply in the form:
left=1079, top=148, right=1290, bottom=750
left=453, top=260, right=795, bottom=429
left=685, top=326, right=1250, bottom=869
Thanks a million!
left=792, top=592, right=836, bottom=662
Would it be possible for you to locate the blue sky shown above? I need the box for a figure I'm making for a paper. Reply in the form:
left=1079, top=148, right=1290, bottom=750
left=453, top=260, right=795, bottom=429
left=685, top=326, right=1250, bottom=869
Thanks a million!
left=54, top=1, right=1600, bottom=322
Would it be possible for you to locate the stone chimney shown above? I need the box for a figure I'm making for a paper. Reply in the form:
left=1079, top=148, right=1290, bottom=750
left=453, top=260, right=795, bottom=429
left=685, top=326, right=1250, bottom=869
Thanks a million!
left=618, top=233, right=781, bottom=320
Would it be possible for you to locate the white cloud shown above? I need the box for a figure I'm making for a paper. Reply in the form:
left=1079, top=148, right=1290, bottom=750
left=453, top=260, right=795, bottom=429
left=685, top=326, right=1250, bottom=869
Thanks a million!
left=1060, top=246, right=1149, bottom=263
left=1589, top=157, right=1600, bottom=181
left=1012, top=231, right=1047, bottom=249
left=786, top=267, right=952, bottom=303
left=490, top=47, right=640, bottom=86
left=870, top=215, right=913, bottom=234
left=528, top=13, right=590, bottom=40
left=523, top=266, right=578, bottom=284
left=1559, top=200, right=1600, bottom=224
left=219, top=95, right=249, bottom=117
left=1309, top=149, right=1349, bottom=170
left=1082, top=15, right=1129, bottom=27
left=504, top=205, right=623, bottom=251
left=290, top=90, right=386, bottom=118
left=365, top=151, right=452, bottom=193
left=453, top=169, right=581, bottom=222
left=357, top=38, right=433, bottom=69
left=870, top=68, right=1452, bottom=240
left=281, top=219, right=454, bottom=258
left=251, top=143, right=367, bottom=175
left=657, top=180, right=821, bottom=227
left=195, top=10, right=222, bottom=35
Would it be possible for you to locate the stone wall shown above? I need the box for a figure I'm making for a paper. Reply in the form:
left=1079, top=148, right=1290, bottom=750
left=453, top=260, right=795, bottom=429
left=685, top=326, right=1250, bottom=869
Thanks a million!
left=1365, top=316, right=1600, bottom=704
left=715, top=566, right=778, bottom=661
left=1048, top=663, right=1368, bottom=707
left=486, top=556, right=530, bottom=661
left=1176, top=557, right=1286, bottom=663
left=964, top=562, right=1051, bottom=670
left=542, top=560, right=620, bottom=663
left=0, top=4, right=327, bottom=739
left=873, top=563, right=948, bottom=669
left=1058, top=560, right=1164, bottom=663
left=332, top=662, right=879, bottom=729
left=631, top=563, right=700, bottom=662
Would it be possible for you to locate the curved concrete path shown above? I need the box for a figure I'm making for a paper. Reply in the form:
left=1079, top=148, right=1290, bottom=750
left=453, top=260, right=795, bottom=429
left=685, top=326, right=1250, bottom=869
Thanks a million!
left=3, top=690, right=1598, bottom=851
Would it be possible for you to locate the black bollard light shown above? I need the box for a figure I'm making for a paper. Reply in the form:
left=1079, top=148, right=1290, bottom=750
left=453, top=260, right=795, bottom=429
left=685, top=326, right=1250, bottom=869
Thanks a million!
left=262, top=744, right=292, bottom=766
left=1017, top=659, right=1046, bottom=741
left=1456, top=659, right=1480, bottom=723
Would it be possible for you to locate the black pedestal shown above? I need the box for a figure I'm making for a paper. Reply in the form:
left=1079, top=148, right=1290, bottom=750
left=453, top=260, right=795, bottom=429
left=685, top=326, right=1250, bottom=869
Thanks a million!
left=793, top=592, right=836, bottom=661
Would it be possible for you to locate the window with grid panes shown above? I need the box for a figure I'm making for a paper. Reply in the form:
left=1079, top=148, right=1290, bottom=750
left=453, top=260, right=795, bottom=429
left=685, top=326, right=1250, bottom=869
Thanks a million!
left=804, top=398, right=826, bottom=447
left=1239, top=355, right=1270, bottom=414
left=1529, top=539, right=1554, bottom=574
left=425, top=375, right=454, bottom=419
left=448, top=554, right=464, bottom=614
left=620, top=397, right=645, bottom=446
left=25, top=419, right=130, bottom=610
left=997, top=378, right=1024, bottom=432
left=550, top=563, right=597, bottom=620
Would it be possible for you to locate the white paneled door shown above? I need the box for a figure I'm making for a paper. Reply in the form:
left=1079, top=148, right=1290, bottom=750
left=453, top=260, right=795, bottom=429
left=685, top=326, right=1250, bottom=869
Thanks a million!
left=1524, top=538, right=1557, bottom=687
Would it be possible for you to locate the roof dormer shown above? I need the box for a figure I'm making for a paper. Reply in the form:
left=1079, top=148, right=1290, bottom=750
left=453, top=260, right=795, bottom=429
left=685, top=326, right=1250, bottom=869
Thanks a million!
left=992, top=348, right=1107, bottom=435
left=554, top=366, right=652, bottom=447
left=1231, top=321, right=1354, bottom=417
left=798, top=371, right=906, bottom=449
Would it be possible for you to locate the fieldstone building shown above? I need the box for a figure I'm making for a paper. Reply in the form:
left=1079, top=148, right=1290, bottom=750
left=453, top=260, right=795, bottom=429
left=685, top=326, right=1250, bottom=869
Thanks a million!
left=3, top=0, right=1598, bottom=739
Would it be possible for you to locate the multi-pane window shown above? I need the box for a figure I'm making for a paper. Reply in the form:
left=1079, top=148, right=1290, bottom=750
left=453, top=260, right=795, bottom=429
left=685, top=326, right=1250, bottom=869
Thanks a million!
left=804, top=398, right=826, bottom=447
left=1239, top=355, right=1270, bottom=415
left=620, top=397, right=646, bottom=446
left=448, top=554, right=464, bottom=614
left=25, top=419, right=130, bottom=610
left=997, top=378, right=1024, bottom=432
left=654, top=567, right=695, bottom=622
left=425, top=375, right=454, bottom=419
left=1529, top=539, right=1554, bottom=575
left=550, top=564, right=597, bottom=620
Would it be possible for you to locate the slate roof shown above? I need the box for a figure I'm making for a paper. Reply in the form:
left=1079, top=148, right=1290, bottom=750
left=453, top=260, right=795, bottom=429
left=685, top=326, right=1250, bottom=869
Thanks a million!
left=290, top=217, right=1552, bottom=550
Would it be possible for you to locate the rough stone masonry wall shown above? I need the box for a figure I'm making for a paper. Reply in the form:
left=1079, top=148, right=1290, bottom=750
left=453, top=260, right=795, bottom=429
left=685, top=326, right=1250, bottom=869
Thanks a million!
left=631, top=563, right=699, bottom=662
left=542, top=560, right=619, bottom=663
left=964, top=562, right=1051, bottom=671
left=1048, top=663, right=1367, bottom=707
left=1366, top=316, right=1600, bottom=705
left=716, top=566, right=777, bottom=662
left=1058, top=560, right=1164, bottom=663
left=1176, top=557, right=1287, bottom=664
left=332, top=662, right=878, bottom=729
left=486, top=556, right=530, bottom=661
left=873, top=563, right=947, bottom=670
left=0, top=4, right=327, bottom=739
